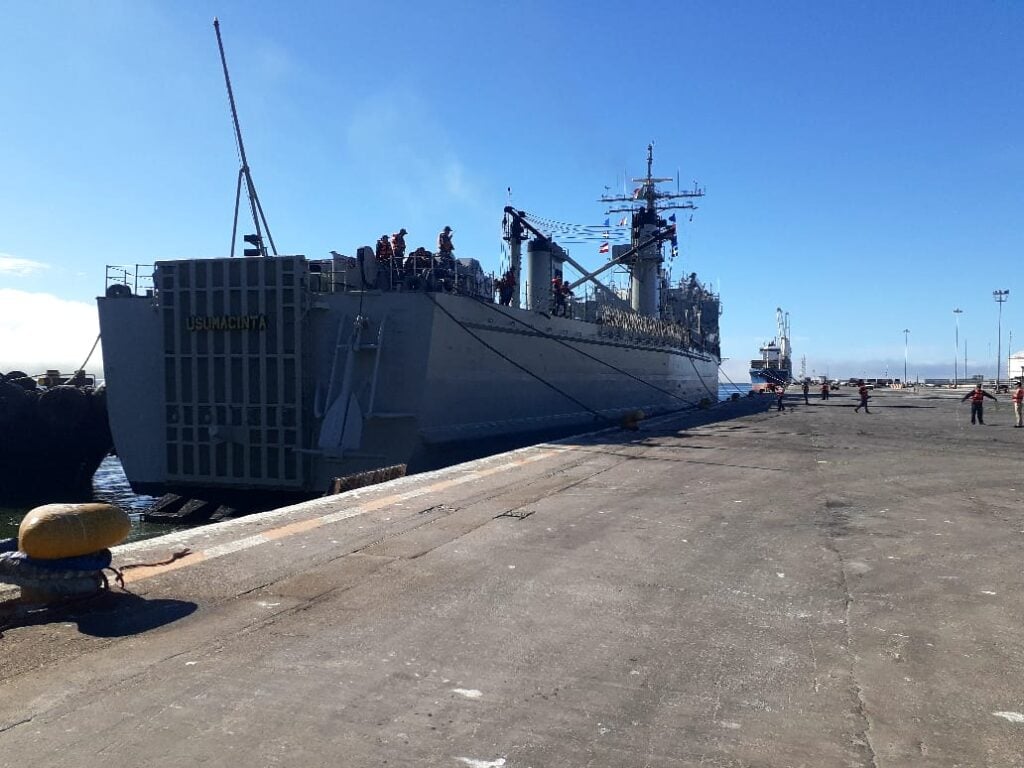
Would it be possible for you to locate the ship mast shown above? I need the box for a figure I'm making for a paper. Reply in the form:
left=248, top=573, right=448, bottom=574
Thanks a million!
left=214, top=17, right=277, bottom=258
left=599, top=144, right=704, bottom=317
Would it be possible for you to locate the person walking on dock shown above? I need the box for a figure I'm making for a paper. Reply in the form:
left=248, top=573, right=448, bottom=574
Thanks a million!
left=776, top=384, right=786, bottom=411
left=1012, top=382, right=1024, bottom=427
left=820, top=381, right=830, bottom=401
left=802, top=380, right=810, bottom=404
left=853, top=380, right=870, bottom=413
left=962, top=383, right=997, bottom=425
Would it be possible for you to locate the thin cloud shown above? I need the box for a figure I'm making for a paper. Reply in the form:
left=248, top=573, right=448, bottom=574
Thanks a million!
left=0, top=289, right=101, bottom=375
left=346, top=88, right=486, bottom=214
left=0, top=254, right=49, bottom=276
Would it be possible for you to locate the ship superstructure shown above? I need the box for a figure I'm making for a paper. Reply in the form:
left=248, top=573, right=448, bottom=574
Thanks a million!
left=749, top=308, right=792, bottom=391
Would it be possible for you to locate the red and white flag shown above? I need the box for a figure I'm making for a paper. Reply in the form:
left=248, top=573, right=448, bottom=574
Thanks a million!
left=599, top=242, right=610, bottom=254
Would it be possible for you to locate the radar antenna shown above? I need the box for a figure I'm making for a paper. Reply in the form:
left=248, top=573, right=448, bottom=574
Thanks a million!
left=214, top=17, right=277, bottom=258
left=600, top=143, right=704, bottom=215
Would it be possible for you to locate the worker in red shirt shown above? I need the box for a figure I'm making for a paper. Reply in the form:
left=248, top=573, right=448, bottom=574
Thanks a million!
left=853, top=380, right=870, bottom=413
left=820, top=381, right=830, bottom=401
left=1013, top=381, right=1024, bottom=427
left=961, top=383, right=997, bottom=425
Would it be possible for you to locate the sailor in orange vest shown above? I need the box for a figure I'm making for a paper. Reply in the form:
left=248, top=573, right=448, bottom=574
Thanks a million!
left=853, top=380, right=870, bottom=413
left=551, top=275, right=566, bottom=315
left=1012, top=382, right=1024, bottom=427
left=375, top=235, right=393, bottom=264
left=961, top=382, right=997, bottom=425
left=438, top=226, right=454, bottom=258
left=391, top=228, right=407, bottom=262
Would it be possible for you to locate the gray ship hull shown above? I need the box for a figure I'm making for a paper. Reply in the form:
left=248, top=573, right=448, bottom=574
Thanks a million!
left=98, top=256, right=718, bottom=501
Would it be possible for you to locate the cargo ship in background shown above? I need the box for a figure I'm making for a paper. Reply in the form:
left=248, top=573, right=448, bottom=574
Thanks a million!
left=749, top=308, right=792, bottom=391
left=95, top=24, right=722, bottom=506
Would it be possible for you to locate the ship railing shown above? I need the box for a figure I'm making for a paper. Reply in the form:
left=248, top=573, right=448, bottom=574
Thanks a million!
left=311, top=256, right=496, bottom=301
left=104, top=264, right=155, bottom=297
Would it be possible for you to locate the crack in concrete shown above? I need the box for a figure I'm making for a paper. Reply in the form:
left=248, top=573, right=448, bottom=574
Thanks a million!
left=0, top=716, right=33, bottom=734
left=818, top=500, right=881, bottom=768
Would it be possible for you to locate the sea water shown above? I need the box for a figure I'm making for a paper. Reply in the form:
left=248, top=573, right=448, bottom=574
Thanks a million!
left=0, top=456, right=180, bottom=544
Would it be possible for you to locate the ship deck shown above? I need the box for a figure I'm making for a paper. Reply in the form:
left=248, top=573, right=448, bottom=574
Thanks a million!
left=3, top=388, right=1024, bottom=765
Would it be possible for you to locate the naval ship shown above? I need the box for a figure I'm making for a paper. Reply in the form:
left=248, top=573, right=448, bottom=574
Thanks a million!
left=97, top=157, right=722, bottom=502
left=95, top=23, right=721, bottom=504
left=749, top=308, right=792, bottom=391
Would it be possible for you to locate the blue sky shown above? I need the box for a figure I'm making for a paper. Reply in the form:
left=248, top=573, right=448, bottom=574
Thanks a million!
left=1, top=1, right=1022, bottom=382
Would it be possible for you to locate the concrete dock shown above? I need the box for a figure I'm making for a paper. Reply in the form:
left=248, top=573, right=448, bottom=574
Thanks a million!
left=2, top=388, right=1024, bottom=766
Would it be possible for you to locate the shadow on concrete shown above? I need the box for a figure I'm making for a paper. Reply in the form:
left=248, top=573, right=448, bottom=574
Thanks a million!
left=0, top=591, right=197, bottom=638
left=840, top=403, right=938, bottom=409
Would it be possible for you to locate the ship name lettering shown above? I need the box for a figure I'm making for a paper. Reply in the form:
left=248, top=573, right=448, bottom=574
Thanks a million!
left=186, top=314, right=268, bottom=332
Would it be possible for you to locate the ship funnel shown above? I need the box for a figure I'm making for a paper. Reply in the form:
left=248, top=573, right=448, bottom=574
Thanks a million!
left=527, top=238, right=565, bottom=311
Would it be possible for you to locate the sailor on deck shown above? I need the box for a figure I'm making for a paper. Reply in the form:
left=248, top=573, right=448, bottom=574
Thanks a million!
left=496, top=269, right=515, bottom=306
left=438, top=226, right=454, bottom=258
left=391, top=228, right=407, bottom=262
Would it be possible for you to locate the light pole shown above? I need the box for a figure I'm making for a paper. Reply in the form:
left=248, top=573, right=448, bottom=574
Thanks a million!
left=994, top=289, right=1010, bottom=389
left=953, top=308, right=963, bottom=388
left=902, top=328, right=910, bottom=386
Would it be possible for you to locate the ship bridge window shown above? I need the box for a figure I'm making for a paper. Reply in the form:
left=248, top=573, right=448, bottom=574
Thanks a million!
left=212, top=263, right=224, bottom=288
left=232, top=446, right=244, bottom=477
left=246, top=260, right=260, bottom=282
left=229, top=260, right=241, bottom=288
left=196, top=265, right=207, bottom=289
left=179, top=266, right=191, bottom=288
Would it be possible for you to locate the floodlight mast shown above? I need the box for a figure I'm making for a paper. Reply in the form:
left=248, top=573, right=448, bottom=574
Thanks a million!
left=214, top=17, right=277, bottom=258
left=994, top=289, right=1010, bottom=389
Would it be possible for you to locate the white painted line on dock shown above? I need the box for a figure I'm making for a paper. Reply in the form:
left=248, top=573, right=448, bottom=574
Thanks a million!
left=121, top=447, right=567, bottom=584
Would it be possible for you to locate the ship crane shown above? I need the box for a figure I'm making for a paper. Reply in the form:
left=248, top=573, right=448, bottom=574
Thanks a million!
left=214, top=18, right=276, bottom=259
left=503, top=207, right=676, bottom=311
